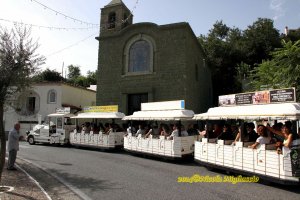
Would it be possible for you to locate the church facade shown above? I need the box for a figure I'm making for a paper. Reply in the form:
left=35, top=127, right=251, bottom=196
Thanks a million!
left=96, top=0, right=212, bottom=115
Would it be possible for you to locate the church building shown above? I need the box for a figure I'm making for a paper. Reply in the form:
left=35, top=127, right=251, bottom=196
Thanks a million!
left=96, top=0, right=212, bottom=114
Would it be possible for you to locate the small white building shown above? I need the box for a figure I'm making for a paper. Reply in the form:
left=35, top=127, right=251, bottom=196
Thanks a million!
left=4, top=82, right=96, bottom=137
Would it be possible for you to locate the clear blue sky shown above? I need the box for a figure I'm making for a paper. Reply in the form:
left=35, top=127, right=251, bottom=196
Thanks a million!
left=0, top=0, right=299, bottom=75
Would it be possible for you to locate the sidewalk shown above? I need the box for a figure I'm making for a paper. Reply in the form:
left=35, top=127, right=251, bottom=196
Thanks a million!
left=0, top=164, right=49, bottom=200
left=0, top=157, right=82, bottom=200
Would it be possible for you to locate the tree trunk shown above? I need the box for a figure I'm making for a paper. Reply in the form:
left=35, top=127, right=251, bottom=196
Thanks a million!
left=0, top=103, right=6, bottom=183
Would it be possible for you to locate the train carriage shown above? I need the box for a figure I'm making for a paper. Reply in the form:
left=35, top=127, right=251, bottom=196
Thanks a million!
left=194, top=101, right=300, bottom=184
left=123, top=100, right=196, bottom=159
left=70, top=105, right=125, bottom=150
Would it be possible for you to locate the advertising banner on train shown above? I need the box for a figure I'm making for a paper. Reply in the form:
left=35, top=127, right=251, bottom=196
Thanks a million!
left=218, top=88, right=296, bottom=106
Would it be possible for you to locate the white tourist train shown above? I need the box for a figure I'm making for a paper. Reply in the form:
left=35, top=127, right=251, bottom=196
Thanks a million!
left=194, top=89, right=300, bottom=184
left=69, top=105, right=125, bottom=150
left=123, top=100, right=196, bottom=159
left=26, top=107, right=76, bottom=145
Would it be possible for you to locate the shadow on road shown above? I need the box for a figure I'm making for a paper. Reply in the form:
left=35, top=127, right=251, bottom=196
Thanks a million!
left=47, top=169, right=123, bottom=191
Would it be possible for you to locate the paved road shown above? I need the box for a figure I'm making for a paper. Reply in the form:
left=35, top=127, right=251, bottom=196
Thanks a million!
left=18, top=142, right=299, bottom=200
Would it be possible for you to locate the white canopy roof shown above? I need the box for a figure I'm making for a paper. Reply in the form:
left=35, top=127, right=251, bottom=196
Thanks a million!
left=193, top=103, right=300, bottom=120
left=47, top=113, right=75, bottom=118
left=122, top=109, right=195, bottom=121
left=71, top=112, right=125, bottom=119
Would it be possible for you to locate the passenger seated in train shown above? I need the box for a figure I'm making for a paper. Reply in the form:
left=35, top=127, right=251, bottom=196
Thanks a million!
left=198, top=124, right=213, bottom=137
left=126, top=123, right=136, bottom=136
left=244, top=122, right=258, bottom=142
left=269, top=122, right=284, bottom=143
left=232, top=126, right=242, bottom=145
left=114, top=124, right=123, bottom=132
left=135, top=124, right=146, bottom=137
left=104, top=123, right=113, bottom=135
left=210, top=124, right=222, bottom=138
left=98, top=123, right=105, bottom=133
left=91, top=123, right=99, bottom=134
left=160, top=124, right=170, bottom=138
left=233, top=122, right=258, bottom=144
left=104, top=123, right=110, bottom=134
left=187, top=123, right=199, bottom=135
left=197, top=123, right=222, bottom=139
left=82, top=122, right=91, bottom=133
left=167, top=123, right=188, bottom=140
left=144, top=124, right=159, bottom=138
left=231, top=125, right=239, bottom=138
left=248, top=125, right=270, bottom=149
left=217, top=124, right=235, bottom=141
left=266, top=123, right=293, bottom=154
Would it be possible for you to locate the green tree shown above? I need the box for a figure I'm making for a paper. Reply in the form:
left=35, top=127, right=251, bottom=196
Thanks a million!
left=199, top=18, right=282, bottom=104
left=251, top=39, right=300, bottom=100
left=67, top=65, right=81, bottom=79
left=32, top=68, right=64, bottom=82
left=0, top=26, right=45, bottom=181
left=72, top=75, right=89, bottom=87
left=67, top=69, right=97, bottom=88
left=235, top=62, right=251, bottom=91
left=86, top=70, right=97, bottom=85
left=243, top=18, right=281, bottom=66
left=198, top=21, right=244, bottom=104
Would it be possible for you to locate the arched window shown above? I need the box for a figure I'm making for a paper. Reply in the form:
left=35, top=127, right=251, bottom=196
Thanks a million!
left=128, top=40, right=151, bottom=72
left=124, top=34, right=155, bottom=75
left=48, top=90, right=57, bottom=104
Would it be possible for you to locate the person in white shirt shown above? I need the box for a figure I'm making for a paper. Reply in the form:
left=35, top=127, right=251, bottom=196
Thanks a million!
left=127, top=123, right=136, bottom=135
left=168, top=123, right=188, bottom=140
left=135, top=124, right=145, bottom=137
left=248, top=125, right=270, bottom=149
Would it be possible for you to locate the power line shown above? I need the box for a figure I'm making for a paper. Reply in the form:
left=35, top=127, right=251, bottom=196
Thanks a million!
left=124, top=0, right=139, bottom=23
left=47, top=32, right=98, bottom=57
left=1, top=1, right=140, bottom=31
left=28, top=0, right=140, bottom=30
left=0, top=18, right=99, bottom=31
left=29, top=0, right=99, bottom=26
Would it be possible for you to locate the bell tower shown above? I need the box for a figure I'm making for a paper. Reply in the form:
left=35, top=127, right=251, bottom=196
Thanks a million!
left=100, top=0, right=133, bottom=35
